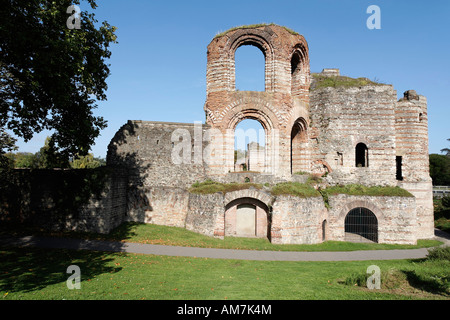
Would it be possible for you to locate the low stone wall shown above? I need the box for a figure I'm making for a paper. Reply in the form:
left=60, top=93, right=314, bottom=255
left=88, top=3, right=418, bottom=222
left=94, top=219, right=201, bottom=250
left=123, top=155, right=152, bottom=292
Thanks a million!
left=142, top=187, right=190, bottom=228
left=0, top=167, right=128, bottom=234
left=0, top=167, right=421, bottom=245
left=271, top=195, right=327, bottom=244
left=185, top=193, right=224, bottom=237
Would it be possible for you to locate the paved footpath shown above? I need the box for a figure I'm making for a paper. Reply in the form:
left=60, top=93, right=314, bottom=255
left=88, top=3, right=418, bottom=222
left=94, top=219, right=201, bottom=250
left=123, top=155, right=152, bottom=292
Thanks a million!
left=1, top=229, right=449, bottom=262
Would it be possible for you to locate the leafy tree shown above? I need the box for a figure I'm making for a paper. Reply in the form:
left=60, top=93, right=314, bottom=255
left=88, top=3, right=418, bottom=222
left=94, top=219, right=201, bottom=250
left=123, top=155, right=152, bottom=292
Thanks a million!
left=0, top=0, right=117, bottom=164
left=0, top=128, right=17, bottom=169
left=34, top=136, right=70, bottom=169
left=5, top=152, right=36, bottom=168
left=429, top=154, right=450, bottom=186
left=70, top=153, right=103, bottom=169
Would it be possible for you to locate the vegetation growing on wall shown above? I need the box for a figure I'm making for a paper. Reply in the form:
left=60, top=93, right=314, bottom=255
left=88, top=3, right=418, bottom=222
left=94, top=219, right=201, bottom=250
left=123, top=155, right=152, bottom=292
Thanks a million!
left=310, top=73, right=384, bottom=91
left=270, top=182, right=321, bottom=198
left=188, top=179, right=263, bottom=194
left=214, top=23, right=299, bottom=39
left=323, top=184, right=414, bottom=197
left=189, top=178, right=413, bottom=200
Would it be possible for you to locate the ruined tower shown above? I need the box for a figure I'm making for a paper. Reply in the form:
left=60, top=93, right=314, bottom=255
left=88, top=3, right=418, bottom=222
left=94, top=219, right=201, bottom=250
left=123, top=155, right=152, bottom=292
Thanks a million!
left=204, top=24, right=311, bottom=178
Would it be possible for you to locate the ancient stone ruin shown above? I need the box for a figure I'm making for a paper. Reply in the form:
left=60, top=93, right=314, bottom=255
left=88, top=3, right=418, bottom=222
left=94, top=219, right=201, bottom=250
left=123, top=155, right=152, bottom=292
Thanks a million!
left=107, top=24, right=434, bottom=245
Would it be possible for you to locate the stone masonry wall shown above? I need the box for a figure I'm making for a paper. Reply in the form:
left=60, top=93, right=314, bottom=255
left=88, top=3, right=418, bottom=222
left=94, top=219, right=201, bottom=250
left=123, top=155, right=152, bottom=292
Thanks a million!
left=327, top=194, right=417, bottom=245
left=0, top=167, right=128, bottom=234
left=395, top=90, right=434, bottom=239
left=271, top=195, right=327, bottom=244
left=310, top=85, right=399, bottom=187
left=185, top=192, right=225, bottom=238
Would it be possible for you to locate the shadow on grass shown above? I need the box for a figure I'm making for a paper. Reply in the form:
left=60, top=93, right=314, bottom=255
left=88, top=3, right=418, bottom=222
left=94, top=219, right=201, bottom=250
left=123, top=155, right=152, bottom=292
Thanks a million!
left=402, top=269, right=450, bottom=297
left=0, top=246, right=122, bottom=294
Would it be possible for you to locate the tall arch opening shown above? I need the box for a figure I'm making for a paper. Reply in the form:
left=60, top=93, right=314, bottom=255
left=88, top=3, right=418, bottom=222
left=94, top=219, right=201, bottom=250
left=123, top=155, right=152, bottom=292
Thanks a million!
left=234, top=44, right=265, bottom=92
left=344, top=207, right=378, bottom=243
left=234, top=119, right=265, bottom=172
left=291, top=51, right=302, bottom=96
left=291, top=118, right=308, bottom=174
left=355, top=143, right=369, bottom=167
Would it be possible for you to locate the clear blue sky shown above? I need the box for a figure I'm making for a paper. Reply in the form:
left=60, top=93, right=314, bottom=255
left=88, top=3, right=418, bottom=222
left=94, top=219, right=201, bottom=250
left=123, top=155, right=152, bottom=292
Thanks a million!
left=13, top=0, right=450, bottom=158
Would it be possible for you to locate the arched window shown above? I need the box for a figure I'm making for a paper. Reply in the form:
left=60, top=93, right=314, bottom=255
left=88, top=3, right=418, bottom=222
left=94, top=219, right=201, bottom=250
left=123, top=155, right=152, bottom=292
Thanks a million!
left=345, top=207, right=378, bottom=243
left=291, top=118, right=307, bottom=174
left=234, top=119, right=265, bottom=172
left=291, top=51, right=303, bottom=95
left=355, top=143, right=368, bottom=167
left=234, top=45, right=265, bottom=92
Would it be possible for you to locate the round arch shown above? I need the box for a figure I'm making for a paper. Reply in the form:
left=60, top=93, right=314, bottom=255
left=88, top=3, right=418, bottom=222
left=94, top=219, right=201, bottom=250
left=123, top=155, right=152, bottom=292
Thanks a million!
left=290, top=44, right=309, bottom=96
left=337, top=200, right=384, bottom=223
left=290, top=117, right=308, bottom=174
left=337, top=200, right=383, bottom=243
left=225, top=30, right=275, bottom=92
left=224, top=196, right=271, bottom=239
left=344, top=207, right=378, bottom=243
left=220, top=99, right=281, bottom=174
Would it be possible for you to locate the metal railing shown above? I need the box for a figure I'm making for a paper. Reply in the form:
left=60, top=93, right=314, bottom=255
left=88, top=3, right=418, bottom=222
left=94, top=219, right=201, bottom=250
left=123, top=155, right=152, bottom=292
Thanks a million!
left=433, top=186, right=450, bottom=198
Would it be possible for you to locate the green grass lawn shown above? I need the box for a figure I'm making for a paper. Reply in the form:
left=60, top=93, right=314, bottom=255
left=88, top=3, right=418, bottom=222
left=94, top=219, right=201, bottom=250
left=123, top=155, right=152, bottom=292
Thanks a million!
left=0, top=222, right=448, bottom=300
left=5, top=222, right=441, bottom=252
left=0, top=246, right=448, bottom=300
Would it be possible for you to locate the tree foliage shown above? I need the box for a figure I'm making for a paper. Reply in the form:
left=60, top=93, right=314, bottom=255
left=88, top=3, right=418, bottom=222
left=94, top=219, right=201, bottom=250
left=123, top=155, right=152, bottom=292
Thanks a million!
left=0, top=128, right=17, bottom=168
left=0, top=0, right=117, bottom=163
left=5, top=136, right=105, bottom=169
left=70, top=153, right=104, bottom=169
left=429, top=154, right=450, bottom=186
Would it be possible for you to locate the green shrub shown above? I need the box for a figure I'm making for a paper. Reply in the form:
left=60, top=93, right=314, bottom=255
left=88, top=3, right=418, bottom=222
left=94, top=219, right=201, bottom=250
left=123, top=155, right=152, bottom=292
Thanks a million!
left=426, top=246, right=450, bottom=261
left=442, top=195, right=450, bottom=208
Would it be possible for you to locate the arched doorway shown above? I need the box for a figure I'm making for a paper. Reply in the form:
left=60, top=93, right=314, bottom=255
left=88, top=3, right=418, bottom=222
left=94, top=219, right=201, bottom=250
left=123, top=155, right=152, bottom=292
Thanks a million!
left=344, top=207, right=378, bottom=243
left=225, top=197, right=269, bottom=238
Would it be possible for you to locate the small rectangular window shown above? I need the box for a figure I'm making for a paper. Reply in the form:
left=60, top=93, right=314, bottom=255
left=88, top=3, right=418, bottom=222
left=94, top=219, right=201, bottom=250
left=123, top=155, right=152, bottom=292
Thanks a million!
left=396, top=156, right=403, bottom=181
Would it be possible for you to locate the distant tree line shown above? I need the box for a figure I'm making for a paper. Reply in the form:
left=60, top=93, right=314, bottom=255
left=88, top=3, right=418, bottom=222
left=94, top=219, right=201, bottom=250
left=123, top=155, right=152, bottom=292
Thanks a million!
left=429, top=138, right=450, bottom=186
left=4, top=137, right=105, bottom=169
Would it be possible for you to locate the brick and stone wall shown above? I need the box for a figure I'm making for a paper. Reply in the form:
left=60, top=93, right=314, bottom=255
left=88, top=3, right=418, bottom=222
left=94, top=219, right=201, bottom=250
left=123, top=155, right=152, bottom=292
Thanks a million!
left=204, top=25, right=311, bottom=178
left=395, top=90, right=434, bottom=239
left=309, top=84, right=398, bottom=187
